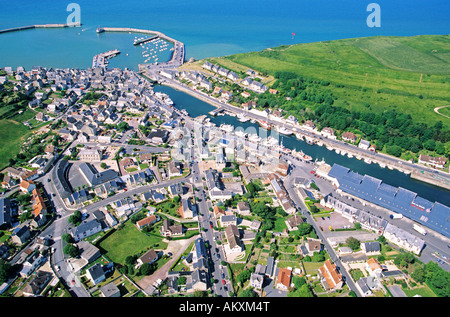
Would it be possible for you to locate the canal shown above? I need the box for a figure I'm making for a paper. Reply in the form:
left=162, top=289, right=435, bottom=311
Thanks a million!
left=154, top=84, right=450, bottom=207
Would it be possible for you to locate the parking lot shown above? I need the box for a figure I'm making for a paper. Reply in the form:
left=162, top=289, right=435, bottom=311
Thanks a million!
left=315, top=212, right=353, bottom=232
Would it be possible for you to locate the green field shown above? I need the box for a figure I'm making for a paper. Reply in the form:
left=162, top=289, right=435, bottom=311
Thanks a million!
left=0, top=107, right=39, bottom=170
left=97, top=221, right=167, bottom=265
left=223, top=34, right=450, bottom=125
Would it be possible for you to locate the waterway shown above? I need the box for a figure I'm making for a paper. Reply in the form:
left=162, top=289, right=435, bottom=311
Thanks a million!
left=153, top=84, right=450, bottom=207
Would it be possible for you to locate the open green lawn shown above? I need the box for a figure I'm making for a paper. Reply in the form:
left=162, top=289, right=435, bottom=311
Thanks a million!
left=0, top=117, right=33, bottom=170
left=97, top=221, right=167, bottom=265
left=224, top=34, right=450, bottom=125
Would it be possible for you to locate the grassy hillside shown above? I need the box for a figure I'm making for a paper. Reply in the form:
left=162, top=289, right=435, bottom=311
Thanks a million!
left=222, top=34, right=450, bottom=125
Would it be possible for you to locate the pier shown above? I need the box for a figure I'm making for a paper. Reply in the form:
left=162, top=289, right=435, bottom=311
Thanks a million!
left=133, top=35, right=159, bottom=46
left=208, top=107, right=226, bottom=116
left=0, top=23, right=81, bottom=34
left=92, top=49, right=120, bottom=68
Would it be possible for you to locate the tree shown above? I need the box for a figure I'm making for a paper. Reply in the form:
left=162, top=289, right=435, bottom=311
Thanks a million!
left=411, top=265, right=426, bottom=284
left=63, top=244, right=79, bottom=258
left=386, top=145, right=402, bottom=157
left=346, top=237, right=360, bottom=251
left=139, top=263, right=155, bottom=276
left=393, top=252, right=415, bottom=268
left=125, top=255, right=137, bottom=266
left=424, top=261, right=450, bottom=297
left=117, top=121, right=130, bottom=132
left=194, top=290, right=208, bottom=297
left=100, top=162, right=107, bottom=169
left=297, top=223, right=312, bottom=236
left=423, top=139, right=436, bottom=151
left=0, top=260, right=12, bottom=283
left=62, top=233, right=73, bottom=244
left=288, top=283, right=314, bottom=297
left=69, top=210, right=82, bottom=226
left=239, top=288, right=258, bottom=297
left=236, top=270, right=251, bottom=286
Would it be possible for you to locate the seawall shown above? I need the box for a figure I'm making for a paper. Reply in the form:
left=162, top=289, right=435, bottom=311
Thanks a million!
left=0, top=23, right=81, bottom=34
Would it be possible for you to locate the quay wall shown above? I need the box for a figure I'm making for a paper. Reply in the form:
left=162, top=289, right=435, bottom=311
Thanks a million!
left=0, top=23, right=81, bottom=34
left=102, top=27, right=178, bottom=44
left=411, top=170, right=450, bottom=191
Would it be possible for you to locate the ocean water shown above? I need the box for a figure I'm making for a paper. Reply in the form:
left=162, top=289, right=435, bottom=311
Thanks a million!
left=0, top=0, right=449, bottom=69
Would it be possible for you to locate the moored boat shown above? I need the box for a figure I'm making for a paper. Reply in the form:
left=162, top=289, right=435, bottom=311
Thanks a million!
left=257, top=120, right=271, bottom=130
left=276, top=126, right=293, bottom=136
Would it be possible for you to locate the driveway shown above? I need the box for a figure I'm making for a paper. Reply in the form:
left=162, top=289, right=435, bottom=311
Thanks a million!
left=388, top=285, right=407, bottom=297
left=137, top=235, right=198, bottom=294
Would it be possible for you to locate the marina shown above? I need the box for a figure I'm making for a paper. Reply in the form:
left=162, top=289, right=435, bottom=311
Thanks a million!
left=133, top=34, right=159, bottom=46
left=98, top=27, right=185, bottom=69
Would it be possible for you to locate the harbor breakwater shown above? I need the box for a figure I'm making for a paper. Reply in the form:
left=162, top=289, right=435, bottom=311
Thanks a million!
left=0, top=23, right=81, bottom=34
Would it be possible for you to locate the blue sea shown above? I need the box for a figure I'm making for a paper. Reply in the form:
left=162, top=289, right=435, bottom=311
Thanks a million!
left=0, top=0, right=449, bottom=70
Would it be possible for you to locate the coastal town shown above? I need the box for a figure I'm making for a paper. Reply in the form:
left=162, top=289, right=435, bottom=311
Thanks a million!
left=0, top=27, right=448, bottom=299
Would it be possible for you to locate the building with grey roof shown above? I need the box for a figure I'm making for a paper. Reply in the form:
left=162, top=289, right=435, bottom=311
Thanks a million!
left=361, top=242, right=381, bottom=255
left=78, top=241, right=101, bottom=263
left=72, top=219, right=102, bottom=242
left=190, top=269, right=208, bottom=291
left=53, top=159, right=72, bottom=199
left=22, top=270, right=53, bottom=297
left=0, top=198, right=12, bottom=229
left=65, top=189, right=92, bottom=206
left=86, top=263, right=106, bottom=285
left=383, top=223, right=425, bottom=255
left=100, top=282, right=120, bottom=297
left=78, top=162, right=118, bottom=187
left=327, top=163, right=449, bottom=238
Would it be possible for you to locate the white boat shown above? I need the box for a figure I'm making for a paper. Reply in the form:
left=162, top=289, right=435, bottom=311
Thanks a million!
left=220, top=124, right=234, bottom=133
left=364, top=158, right=372, bottom=164
left=279, top=144, right=292, bottom=154
left=347, top=153, right=354, bottom=158
left=340, top=150, right=346, bottom=156
left=237, top=113, right=250, bottom=122
left=164, top=97, right=174, bottom=106
left=276, top=126, right=293, bottom=136
left=298, top=151, right=312, bottom=161
left=378, top=162, right=386, bottom=168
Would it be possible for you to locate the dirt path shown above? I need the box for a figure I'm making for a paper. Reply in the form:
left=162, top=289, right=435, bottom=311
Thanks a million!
left=137, top=234, right=198, bottom=294
left=434, top=105, right=450, bottom=119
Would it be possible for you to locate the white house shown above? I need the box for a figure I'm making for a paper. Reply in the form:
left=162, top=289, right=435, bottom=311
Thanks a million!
left=359, top=139, right=370, bottom=150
